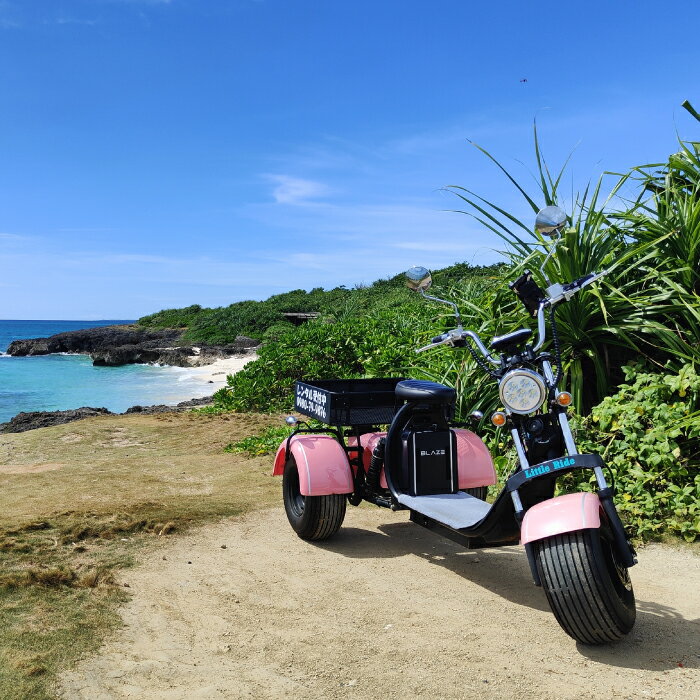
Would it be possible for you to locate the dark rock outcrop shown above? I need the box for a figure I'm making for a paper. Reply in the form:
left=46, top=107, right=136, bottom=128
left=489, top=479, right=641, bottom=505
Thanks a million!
left=0, top=407, right=114, bottom=433
left=124, top=395, right=214, bottom=415
left=89, top=340, right=257, bottom=368
left=7, top=326, right=182, bottom=357
left=0, top=396, right=216, bottom=433
left=7, top=325, right=260, bottom=368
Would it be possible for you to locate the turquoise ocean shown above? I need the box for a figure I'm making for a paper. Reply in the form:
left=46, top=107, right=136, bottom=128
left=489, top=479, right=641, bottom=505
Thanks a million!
left=0, top=320, right=212, bottom=423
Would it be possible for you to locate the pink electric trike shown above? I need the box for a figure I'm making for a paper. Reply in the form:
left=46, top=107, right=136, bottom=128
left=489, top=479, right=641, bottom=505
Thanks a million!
left=273, top=206, right=637, bottom=645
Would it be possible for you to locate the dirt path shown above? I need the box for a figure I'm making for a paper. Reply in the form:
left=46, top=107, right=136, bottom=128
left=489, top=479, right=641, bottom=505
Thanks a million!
left=59, top=507, right=699, bottom=699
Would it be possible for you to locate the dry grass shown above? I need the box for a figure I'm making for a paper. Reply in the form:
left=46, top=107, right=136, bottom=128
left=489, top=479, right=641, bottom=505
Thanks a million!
left=0, top=410, right=281, bottom=699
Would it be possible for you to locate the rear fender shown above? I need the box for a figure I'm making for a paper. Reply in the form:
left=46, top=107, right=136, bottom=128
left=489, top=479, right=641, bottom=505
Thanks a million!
left=272, top=434, right=353, bottom=496
left=520, top=492, right=601, bottom=545
left=453, top=428, right=497, bottom=489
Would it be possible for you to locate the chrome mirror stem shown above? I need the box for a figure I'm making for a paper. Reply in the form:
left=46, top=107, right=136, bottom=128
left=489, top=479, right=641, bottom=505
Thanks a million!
left=419, top=289, right=463, bottom=328
left=538, top=233, right=561, bottom=286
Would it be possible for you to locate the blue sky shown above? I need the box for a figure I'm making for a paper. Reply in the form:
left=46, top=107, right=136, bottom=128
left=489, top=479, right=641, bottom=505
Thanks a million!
left=0, top=0, right=698, bottom=319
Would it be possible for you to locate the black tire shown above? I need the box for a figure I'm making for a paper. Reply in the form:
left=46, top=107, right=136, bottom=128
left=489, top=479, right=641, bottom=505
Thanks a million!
left=535, top=528, right=636, bottom=645
left=282, top=457, right=346, bottom=541
left=463, top=486, right=488, bottom=500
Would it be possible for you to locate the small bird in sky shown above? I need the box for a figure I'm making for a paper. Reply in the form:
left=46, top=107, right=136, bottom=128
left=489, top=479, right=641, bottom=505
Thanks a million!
left=520, top=78, right=528, bottom=83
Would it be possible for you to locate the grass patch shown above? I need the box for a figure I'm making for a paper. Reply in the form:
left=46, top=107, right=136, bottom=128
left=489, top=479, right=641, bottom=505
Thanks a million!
left=0, top=411, right=280, bottom=699
left=225, top=424, right=292, bottom=456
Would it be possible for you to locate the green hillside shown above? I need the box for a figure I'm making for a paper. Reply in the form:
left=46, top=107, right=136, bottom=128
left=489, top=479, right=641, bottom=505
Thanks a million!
left=137, top=261, right=506, bottom=345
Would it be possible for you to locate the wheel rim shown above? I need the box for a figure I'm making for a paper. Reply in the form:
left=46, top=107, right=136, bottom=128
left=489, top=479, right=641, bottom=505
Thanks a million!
left=285, top=462, right=305, bottom=517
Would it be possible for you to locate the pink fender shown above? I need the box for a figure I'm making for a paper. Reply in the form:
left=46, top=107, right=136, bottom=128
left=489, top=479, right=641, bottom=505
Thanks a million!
left=453, top=428, right=497, bottom=489
left=520, top=492, right=602, bottom=545
left=349, top=429, right=496, bottom=491
left=272, top=434, right=353, bottom=496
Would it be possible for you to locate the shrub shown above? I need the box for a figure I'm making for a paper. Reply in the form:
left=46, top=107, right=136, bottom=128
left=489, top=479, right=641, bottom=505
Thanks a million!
left=570, top=364, right=700, bottom=541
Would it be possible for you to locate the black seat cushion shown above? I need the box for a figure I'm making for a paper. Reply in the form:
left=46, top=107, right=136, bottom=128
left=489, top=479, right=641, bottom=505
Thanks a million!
left=490, top=327, right=532, bottom=352
left=395, top=379, right=456, bottom=404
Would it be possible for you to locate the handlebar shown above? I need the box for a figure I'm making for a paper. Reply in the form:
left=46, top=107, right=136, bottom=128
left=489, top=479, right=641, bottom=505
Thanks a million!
left=416, top=327, right=500, bottom=366
left=417, top=269, right=607, bottom=358
left=532, top=269, right=607, bottom=350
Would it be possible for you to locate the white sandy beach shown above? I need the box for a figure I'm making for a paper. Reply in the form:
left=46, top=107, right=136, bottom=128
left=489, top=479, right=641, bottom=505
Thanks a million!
left=172, top=354, right=257, bottom=402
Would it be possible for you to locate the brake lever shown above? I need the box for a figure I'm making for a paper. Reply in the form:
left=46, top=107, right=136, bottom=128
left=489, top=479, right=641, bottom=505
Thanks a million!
left=579, top=269, right=608, bottom=288
left=552, top=269, right=609, bottom=304
left=416, top=338, right=452, bottom=353
left=415, top=328, right=463, bottom=353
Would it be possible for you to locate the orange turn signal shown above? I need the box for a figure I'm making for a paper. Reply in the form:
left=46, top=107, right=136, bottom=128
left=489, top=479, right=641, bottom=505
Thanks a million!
left=555, top=392, right=573, bottom=407
left=491, top=411, right=507, bottom=427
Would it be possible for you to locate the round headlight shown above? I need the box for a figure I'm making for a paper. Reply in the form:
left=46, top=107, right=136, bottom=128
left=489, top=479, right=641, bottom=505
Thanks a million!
left=499, top=369, right=547, bottom=415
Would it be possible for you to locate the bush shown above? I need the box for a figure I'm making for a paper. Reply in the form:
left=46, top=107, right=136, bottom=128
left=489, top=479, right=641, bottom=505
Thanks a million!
left=570, top=364, right=700, bottom=541
left=212, top=310, right=426, bottom=413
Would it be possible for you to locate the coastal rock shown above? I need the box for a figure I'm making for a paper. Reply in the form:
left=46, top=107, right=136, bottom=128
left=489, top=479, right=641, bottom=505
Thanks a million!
left=7, top=326, right=260, bottom=369
left=0, top=396, right=216, bottom=433
left=7, top=326, right=183, bottom=357
left=90, top=345, right=187, bottom=367
left=0, top=407, right=114, bottom=434
left=124, top=396, right=214, bottom=415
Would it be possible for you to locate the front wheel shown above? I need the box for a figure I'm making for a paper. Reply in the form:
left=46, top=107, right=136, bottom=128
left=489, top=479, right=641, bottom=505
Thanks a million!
left=534, top=528, right=636, bottom=644
left=282, top=457, right=346, bottom=541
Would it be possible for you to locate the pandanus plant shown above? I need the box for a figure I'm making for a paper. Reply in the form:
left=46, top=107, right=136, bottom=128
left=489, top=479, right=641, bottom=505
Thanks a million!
left=434, top=111, right=700, bottom=414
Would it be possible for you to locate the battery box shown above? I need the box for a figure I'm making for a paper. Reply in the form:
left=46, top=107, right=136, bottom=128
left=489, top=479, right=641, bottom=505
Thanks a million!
left=401, top=429, right=458, bottom=496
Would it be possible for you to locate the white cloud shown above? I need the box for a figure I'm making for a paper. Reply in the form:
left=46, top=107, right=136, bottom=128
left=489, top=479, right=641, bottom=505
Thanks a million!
left=264, top=174, right=332, bottom=205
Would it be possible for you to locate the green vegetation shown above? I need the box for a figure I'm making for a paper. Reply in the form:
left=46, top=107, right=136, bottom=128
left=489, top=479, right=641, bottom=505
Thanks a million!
left=572, top=364, right=699, bottom=542
left=138, top=263, right=503, bottom=345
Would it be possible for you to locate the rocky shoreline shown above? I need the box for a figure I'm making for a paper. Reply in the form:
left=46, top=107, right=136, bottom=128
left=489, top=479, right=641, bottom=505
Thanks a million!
left=2, top=324, right=260, bottom=434
left=0, top=396, right=215, bottom=434
left=6, top=324, right=259, bottom=367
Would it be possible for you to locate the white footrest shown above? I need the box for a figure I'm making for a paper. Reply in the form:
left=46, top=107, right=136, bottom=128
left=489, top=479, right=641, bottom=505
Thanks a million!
left=397, top=491, right=491, bottom=529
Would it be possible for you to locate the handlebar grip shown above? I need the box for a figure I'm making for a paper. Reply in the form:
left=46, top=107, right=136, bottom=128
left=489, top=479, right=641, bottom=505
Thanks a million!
left=573, top=273, right=595, bottom=287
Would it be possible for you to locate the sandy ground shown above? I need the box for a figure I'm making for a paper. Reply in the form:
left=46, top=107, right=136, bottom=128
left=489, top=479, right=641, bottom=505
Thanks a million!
left=58, top=506, right=699, bottom=699
left=179, top=355, right=257, bottom=397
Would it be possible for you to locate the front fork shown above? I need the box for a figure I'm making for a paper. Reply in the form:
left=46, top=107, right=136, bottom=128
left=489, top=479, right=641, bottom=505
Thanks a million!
left=509, top=369, right=636, bottom=584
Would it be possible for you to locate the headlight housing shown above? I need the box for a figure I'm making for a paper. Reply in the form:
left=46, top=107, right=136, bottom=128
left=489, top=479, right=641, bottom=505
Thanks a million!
left=499, top=369, right=547, bottom=415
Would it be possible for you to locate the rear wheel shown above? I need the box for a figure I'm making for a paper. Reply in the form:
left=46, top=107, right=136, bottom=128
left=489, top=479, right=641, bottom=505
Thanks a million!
left=282, top=457, right=346, bottom=541
left=534, top=528, right=636, bottom=644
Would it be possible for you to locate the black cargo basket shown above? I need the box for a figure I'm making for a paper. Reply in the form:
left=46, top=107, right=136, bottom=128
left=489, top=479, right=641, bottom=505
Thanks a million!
left=294, top=378, right=404, bottom=426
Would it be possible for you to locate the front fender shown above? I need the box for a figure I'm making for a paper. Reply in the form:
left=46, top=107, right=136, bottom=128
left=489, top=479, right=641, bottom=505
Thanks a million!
left=272, top=434, right=353, bottom=496
left=520, top=492, right=601, bottom=545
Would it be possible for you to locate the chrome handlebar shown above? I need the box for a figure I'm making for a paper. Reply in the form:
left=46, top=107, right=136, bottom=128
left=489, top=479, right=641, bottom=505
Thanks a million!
left=415, top=328, right=499, bottom=366
left=533, top=269, right=608, bottom=350
left=417, top=269, right=607, bottom=358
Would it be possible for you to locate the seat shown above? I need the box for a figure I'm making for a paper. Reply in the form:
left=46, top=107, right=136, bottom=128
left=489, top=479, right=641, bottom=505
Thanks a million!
left=490, top=327, right=532, bottom=352
left=395, top=379, right=456, bottom=404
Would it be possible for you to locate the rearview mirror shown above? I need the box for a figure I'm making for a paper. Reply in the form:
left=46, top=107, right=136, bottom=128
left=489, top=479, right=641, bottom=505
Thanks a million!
left=535, top=206, right=568, bottom=286
left=405, top=266, right=433, bottom=292
left=535, top=206, right=567, bottom=238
